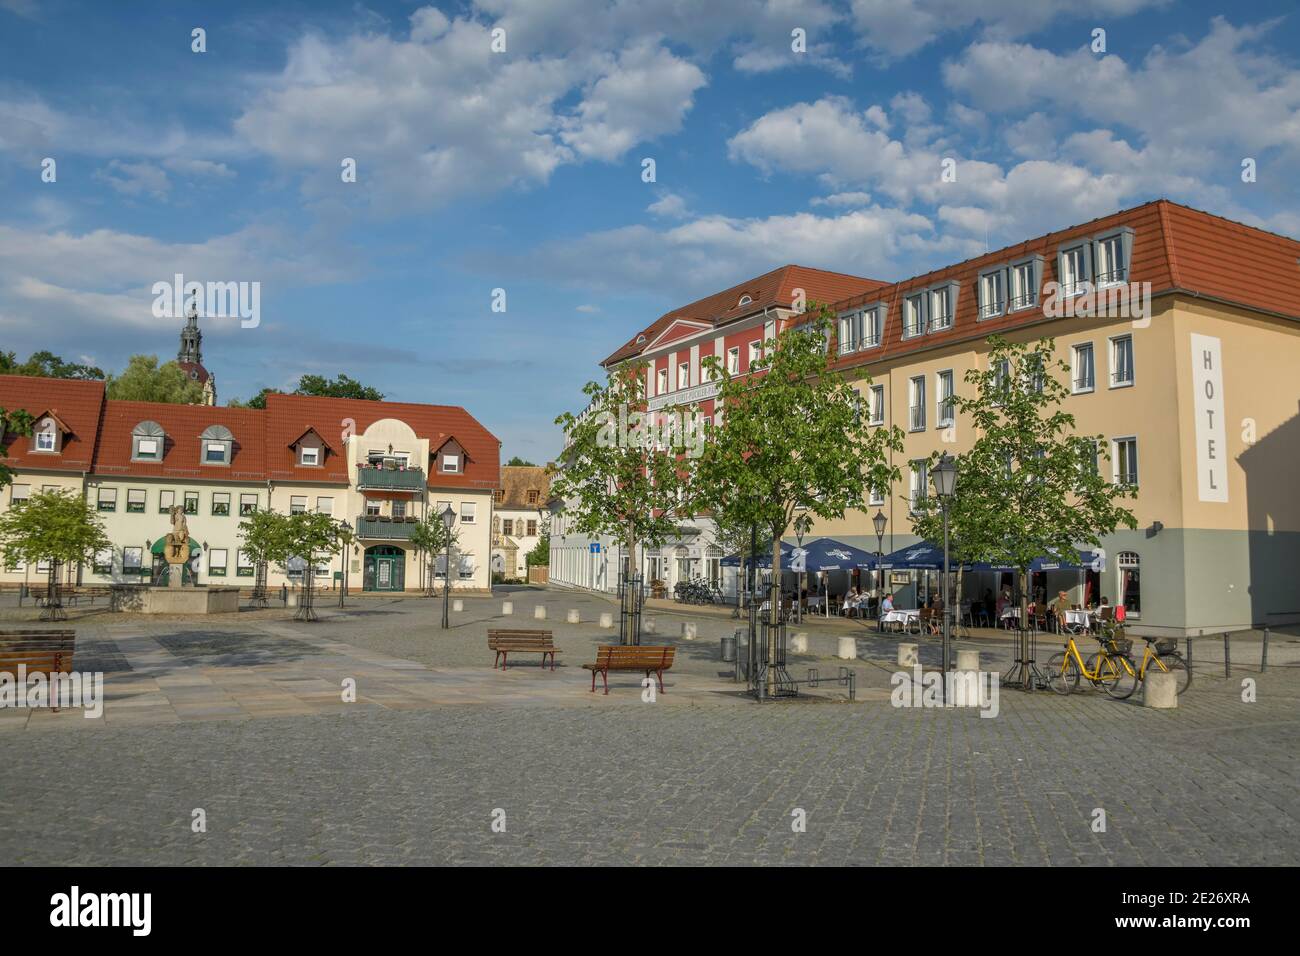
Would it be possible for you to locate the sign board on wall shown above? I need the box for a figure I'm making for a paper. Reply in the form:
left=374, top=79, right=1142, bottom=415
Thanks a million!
left=1190, top=333, right=1228, bottom=503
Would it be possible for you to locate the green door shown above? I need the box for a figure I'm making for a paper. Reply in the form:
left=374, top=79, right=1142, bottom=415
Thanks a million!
left=364, top=546, right=405, bottom=591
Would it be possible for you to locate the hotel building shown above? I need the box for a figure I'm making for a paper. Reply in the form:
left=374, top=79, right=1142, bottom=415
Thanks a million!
left=0, top=378, right=501, bottom=594
left=550, top=200, right=1300, bottom=637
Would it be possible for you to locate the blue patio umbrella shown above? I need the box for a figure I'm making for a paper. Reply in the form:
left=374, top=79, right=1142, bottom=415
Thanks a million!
left=880, top=541, right=971, bottom=570
left=720, top=540, right=794, bottom=568
left=797, top=537, right=879, bottom=572
left=971, top=549, right=1106, bottom=573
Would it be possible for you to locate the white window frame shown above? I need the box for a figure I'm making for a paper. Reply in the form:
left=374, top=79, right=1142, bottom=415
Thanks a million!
left=208, top=548, right=229, bottom=576
left=299, top=446, right=320, bottom=466
left=159, top=489, right=175, bottom=513
left=1009, top=256, right=1042, bottom=312
left=748, top=340, right=762, bottom=369
left=838, top=311, right=860, bottom=354
left=290, top=495, right=308, bottom=514
left=1109, top=334, right=1134, bottom=388
left=122, top=546, right=143, bottom=573
left=978, top=267, right=1006, bottom=320
left=126, top=488, right=147, bottom=513
left=1112, top=436, right=1139, bottom=487
left=726, top=347, right=740, bottom=375
left=34, top=427, right=56, bottom=452
left=1072, top=342, right=1095, bottom=394
left=908, top=375, right=926, bottom=432
left=239, top=492, right=257, bottom=516
left=1058, top=244, right=1089, bottom=297
left=869, top=385, right=885, bottom=426
left=9, top=484, right=30, bottom=508
left=936, top=370, right=955, bottom=427
left=97, top=487, right=117, bottom=512
left=928, top=287, right=952, bottom=331
left=1094, top=229, right=1133, bottom=287
left=903, top=293, right=925, bottom=339
left=656, top=367, right=668, bottom=395
left=677, top=361, right=689, bottom=390
left=460, top=502, right=477, bottom=524
left=863, top=306, right=882, bottom=348
left=441, top=454, right=460, bottom=474
left=909, top=461, right=928, bottom=514
left=316, top=496, right=334, bottom=515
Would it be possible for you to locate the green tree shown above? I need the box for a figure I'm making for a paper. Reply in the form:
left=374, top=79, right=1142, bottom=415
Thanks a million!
left=228, top=388, right=273, bottom=409
left=294, top=373, right=383, bottom=402
left=0, top=350, right=104, bottom=380
left=505, top=456, right=538, bottom=467
left=525, top=532, right=549, bottom=569
left=696, top=305, right=903, bottom=695
left=551, top=360, right=688, bottom=598
left=0, top=405, right=34, bottom=490
left=409, top=511, right=461, bottom=595
left=106, top=355, right=207, bottom=404
left=942, top=335, right=1137, bottom=685
left=0, top=489, right=111, bottom=619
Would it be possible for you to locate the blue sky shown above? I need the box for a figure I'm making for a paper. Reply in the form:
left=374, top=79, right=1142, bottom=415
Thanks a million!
left=2, top=0, right=1298, bottom=461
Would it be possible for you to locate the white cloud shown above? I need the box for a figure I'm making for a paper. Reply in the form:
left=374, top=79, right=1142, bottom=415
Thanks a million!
left=850, top=0, right=1170, bottom=59
left=810, top=191, right=874, bottom=207
left=94, top=160, right=171, bottom=199
left=647, top=192, right=690, bottom=219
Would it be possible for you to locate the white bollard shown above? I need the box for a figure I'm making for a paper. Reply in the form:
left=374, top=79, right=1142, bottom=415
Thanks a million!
left=955, top=648, right=980, bottom=672
left=534, top=605, right=547, bottom=620
left=790, top=632, right=809, bottom=654
left=897, top=643, right=919, bottom=668
left=681, top=622, right=697, bottom=640
left=644, top=618, right=657, bottom=634
left=836, top=636, right=858, bottom=660
left=599, top=612, right=613, bottom=628
left=566, top=608, right=580, bottom=624
left=452, top=599, right=464, bottom=613
left=1143, top=670, right=1178, bottom=709
left=502, top=601, right=513, bottom=616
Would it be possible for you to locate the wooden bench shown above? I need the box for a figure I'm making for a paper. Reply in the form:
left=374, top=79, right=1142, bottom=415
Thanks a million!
left=30, top=587, right=113, bottom=607
left=582, top=645, right=676, bottom=695
left=0, top=629, right=77, bottom=712
left=487, top=629, right=560, bottom=670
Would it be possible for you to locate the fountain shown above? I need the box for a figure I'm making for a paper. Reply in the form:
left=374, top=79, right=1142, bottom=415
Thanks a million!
left=112, top=507, right=241, bottom=614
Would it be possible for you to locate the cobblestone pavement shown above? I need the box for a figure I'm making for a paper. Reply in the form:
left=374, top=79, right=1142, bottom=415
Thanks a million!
left=0, top=588, right=1296, bottom=865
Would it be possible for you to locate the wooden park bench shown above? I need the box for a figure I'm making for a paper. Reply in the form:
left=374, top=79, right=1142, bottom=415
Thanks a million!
left=0, top=629, right=77, bottom=711
left=582, top=645, right=676, bottom=695
left=487, top=629, right=560, bottom=671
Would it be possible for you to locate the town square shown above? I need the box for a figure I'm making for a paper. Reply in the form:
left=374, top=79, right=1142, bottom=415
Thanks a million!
left=0, top=0, right=1296, bottom=915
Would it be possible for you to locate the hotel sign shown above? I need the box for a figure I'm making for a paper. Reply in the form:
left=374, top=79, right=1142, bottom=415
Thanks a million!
left=1190, top=333, right=1228, bottom=503
left=646, top=381, right=719, bottom=411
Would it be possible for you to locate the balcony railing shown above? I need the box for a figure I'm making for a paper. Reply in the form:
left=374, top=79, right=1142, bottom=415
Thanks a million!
left=355, top=465, right=426, bottom=491
left=356, top=515, right=418, bottom=540
left=909, top=406, right=926, bottom=431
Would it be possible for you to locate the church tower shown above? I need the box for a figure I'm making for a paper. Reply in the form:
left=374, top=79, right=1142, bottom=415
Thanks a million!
left=176, top=303, right=217, bottom=405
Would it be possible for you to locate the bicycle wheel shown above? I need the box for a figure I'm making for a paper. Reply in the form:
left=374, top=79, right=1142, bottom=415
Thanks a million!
left=1148, top=653, right=1192, bottom=695
left=1048, top=652, right=1079, bottom=695
left=1098, top=653, right=1138, bottom=700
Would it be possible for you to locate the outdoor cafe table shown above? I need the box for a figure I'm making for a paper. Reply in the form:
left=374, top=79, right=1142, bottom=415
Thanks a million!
left=880, top=609, right=919, bottom=631
left=1063, top=609, right=1093, bottom=631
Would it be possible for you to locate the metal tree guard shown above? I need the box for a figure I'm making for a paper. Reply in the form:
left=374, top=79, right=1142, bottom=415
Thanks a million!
left=41, top=558, right=66, bottom=622
left=619, top=567, right=643, bottom=646
left=250, top=560, right=269, bottom=608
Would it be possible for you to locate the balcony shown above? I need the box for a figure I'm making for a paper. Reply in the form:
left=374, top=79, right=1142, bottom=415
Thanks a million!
left=356, top=465, right=426, bottom=492
left=909, top=406, right=926, bottom=431
left=355, top=515, right=418, bottom=541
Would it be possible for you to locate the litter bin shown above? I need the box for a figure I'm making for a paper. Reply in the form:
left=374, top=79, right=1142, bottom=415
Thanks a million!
left=721, top=635, right=737, bottom=662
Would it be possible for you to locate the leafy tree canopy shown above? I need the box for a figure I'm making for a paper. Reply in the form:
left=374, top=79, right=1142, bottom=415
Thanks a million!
left=0, top=405, right=34, bottom=490
left=505, top=456, right=537, bottom=467
left=0, top=488, right=111, bottom=567
left=229, top=373, right=384, bottom=409
left=106, top=354, right=207, bottom=404
left=0, top=350, right=104, bottom=380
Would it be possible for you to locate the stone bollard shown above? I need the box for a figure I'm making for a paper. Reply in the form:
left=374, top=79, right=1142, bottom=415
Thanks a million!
left=534, top=605, right=547, bottom=620
left=645, top=618, right=657, bottom=634
left=1143, top=670, right=1178, bottom=709
left=955, top=648, right=980, bottom=672
left=502, top=601, right=513, bottom=616
left=790, top=632, right=809, bottom=654
left=566, top=608, right=580, bottom=624
left=681, top=622, right=697, bottom=640
left=452, top=599, right=464, bottom=613
left=836, top=636, right=858, bottom=660
left=599, top=612, right=613, bottom=628
left=897, top=642, right=919, bottom=668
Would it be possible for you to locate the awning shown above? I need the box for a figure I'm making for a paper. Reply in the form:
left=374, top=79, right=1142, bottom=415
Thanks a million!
left=794, top=537, right=880, bottom=572
left=720, top=540, right=794, bottom=568
left=972, top=549, right=1107, bottom=573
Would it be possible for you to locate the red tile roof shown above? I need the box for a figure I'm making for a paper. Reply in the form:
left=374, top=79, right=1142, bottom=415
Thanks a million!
left=263, top=393, right=500, bottom=491
left=92, top=401, right=266, bottom=482
left=602, top=265, right=889, bottom=366
left=1, top=377, right=500, bottom=493
left=0, top=375, right=105, bottom=473
left=813, top=199, right=1300, bottom=373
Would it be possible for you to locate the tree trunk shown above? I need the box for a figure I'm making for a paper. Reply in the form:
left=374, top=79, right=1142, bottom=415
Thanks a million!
left=1019, top=567, right=1031, bottom=688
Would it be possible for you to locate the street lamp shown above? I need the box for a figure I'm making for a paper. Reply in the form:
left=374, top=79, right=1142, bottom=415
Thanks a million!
left=932, top=454, right=958, bottom=697
left=338, top=519, right=351, bottom=608
left=440, top=505, right=455, bottom=629
left=872, top=510, right=887, bottom=632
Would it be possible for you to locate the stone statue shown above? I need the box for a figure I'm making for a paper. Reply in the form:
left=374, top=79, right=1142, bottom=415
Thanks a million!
left=166, top=506, right=190, bottom=561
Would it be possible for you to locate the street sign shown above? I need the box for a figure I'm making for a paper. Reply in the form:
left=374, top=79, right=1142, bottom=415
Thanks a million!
left=589, top=542, right=601, bottom=553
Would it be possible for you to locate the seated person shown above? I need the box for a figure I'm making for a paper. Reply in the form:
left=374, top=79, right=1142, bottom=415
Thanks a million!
left=841, top=587, right=860, bottom=615
left=880, top=592, right=895, bottom=615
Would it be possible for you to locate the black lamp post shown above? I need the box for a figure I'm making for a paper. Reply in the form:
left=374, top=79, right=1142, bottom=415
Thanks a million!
left=440, top=505, right=455, bottom=629
left=932, top=454, right=958, bottom=695
left=339, top=519, right=351, bottom=608
left=872, top=509, right=887, bottom=631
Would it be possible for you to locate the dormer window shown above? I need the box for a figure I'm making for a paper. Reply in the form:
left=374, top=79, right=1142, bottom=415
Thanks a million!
left=738, top=295, right=753, bottom=307
left=300, top=446, right=320, bottom=466
left=441, top=454, right=460, bottom=474
left=199, top=425, right=234, bottom=466
left=289, top=427, right=330, bottom=468
left=35, top=427, right=56, bottom=452
left=30, top=412, right=70, bottom=454
left=131, top=420, right=166, bottom=461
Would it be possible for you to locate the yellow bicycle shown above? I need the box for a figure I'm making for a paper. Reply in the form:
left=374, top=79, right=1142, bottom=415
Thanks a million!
left=1047, top=632, right=1138, bottom=699
left=1131, top=635, right=1192, bottom=695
